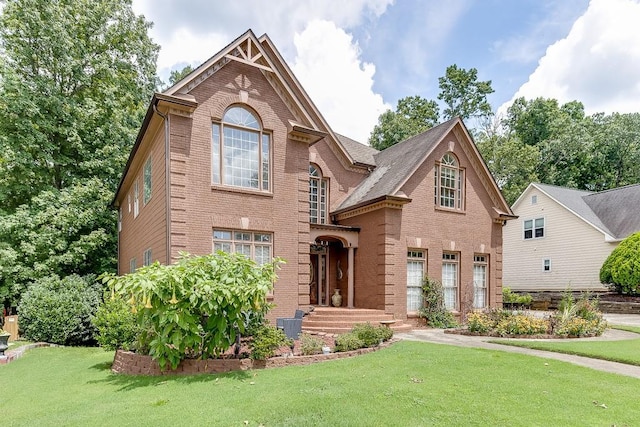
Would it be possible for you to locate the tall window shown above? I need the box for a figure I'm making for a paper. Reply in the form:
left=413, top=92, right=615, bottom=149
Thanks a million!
left=442, top=253, right=459, bottom=310
left=213, top=229, right=273, bottom=265
left=143, top=249, right=152, bottom=267
left=524, top=217, right=544, bottom=239
left=133, top=179, right=139, bottom=218
left=212, top=106, right=271, bottom=191
left=435, top=153, right=464, bottom=210
left=407, top=250, right=425, bottom=312
left=143, top=157, right=152, bottom=205
left=129, top=258, right=137, bottom=273
left=309, top=164, right=327, bottom=224
left=473, top=255, right=488, bottom=309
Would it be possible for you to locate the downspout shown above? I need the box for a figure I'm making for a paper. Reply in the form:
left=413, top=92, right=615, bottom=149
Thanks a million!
left=153, top=104, right=171, bottom=264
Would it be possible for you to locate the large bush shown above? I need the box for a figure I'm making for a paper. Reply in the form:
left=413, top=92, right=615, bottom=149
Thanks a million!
left=600, top=232, right=640, bottom=295
left=101, top=251, right=283, bottom=370
left=18, top=275, right=101, bottom=345
left=92, top=295, right=141, bottom=351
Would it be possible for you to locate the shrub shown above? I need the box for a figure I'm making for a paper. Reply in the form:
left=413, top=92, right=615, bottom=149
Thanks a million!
left=495, top=314, right=548, bottom=336
left=92, top=295, right=141, bottom=351
left=299, top=333, right=324, bottom=355
left=101, top=252, right=283, bottom=370
left=502, top=287, right=532, bottom=306
left=334, top=332, right=364, bottom=352
left=553, top=290, right=607, bottom=336
left=467, top=312, right=494, bottom=334
left=18, top=274, right=100, bottom=345
left=250, top=325, right=291, bottom=360
left=555, top=317, right=607, bottom=337
left=600, top=231, right=640, bottom=295
left=418, top=277, right=458, bottom=328
left=376, top=325, right=394, bottom=342
left=351, top=323, right=381, bottom=347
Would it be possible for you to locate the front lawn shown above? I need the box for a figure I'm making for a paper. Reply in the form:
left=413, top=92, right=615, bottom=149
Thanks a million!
left=2, top=342, right=639, bottom=426
left=490, top=325, right=640, bottom=366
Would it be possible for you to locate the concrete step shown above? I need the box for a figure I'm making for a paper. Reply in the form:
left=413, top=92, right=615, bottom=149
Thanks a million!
left=301, top=307, right=413, bottom=334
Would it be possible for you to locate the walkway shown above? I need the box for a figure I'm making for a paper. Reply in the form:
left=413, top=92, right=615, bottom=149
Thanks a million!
left=396, top=314, right=640, bottom=380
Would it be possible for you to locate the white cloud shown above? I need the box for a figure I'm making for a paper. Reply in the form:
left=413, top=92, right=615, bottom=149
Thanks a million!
left=291, top=20, right=391, bottom=143
left=499, top=0, right=640, bottom=116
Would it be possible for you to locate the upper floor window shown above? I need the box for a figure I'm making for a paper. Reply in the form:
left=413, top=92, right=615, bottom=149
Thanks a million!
left=524, top=217, right=544, bottom=239
left=212, top=106, right=271, bottom=191
left=133, top=179, right=139, bottom=218
left=309, top=164, right=327, bottom=224
left=143, top=157, right=152, bottom=205
left=435, top=153, right=464, bottom=210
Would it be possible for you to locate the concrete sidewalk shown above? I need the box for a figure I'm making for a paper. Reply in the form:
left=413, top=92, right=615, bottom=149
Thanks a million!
left=396, top=323, right=640, bottom=380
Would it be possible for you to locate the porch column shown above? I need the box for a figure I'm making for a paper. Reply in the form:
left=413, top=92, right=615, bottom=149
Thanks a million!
left=347, top=246, right=354, bottom=308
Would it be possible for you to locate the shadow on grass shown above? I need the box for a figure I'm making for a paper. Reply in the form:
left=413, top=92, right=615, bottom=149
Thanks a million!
left=88, top=361, right=253, bottom=391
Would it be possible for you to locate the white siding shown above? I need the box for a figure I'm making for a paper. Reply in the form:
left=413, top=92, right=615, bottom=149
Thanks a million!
left=503, top=187, right=615, bottom=291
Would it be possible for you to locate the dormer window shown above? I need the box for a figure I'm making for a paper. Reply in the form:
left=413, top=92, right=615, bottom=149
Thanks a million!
left=309, top=164, right=327, bottom=224
left=435, top=153, right=464, bottom=210
left=212, top=106, right=271, bottom=191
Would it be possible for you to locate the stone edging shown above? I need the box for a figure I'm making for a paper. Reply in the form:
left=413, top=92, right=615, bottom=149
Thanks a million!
left=0, top=343, right=55, bottom=365
left=112, top=340, right=395, bottom=376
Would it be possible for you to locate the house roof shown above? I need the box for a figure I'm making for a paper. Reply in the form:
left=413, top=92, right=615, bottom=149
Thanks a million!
left=335, top=133, right=378, bottom=167
left=336, top=118, right=468, bottom=211
left=521, top=182, right=640, bottom=241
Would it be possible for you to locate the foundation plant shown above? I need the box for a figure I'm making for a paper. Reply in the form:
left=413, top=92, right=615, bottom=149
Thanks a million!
left=467, top=291, right=607, bottom=337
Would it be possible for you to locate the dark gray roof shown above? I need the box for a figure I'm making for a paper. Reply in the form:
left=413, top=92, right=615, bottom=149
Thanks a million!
left=583, top=184, right=640, bottom=239
left=337, top=118, right=458, bottom=210
left=335, top=133, right=378, bottom=167
left=534, top=182, right=640, bottom=240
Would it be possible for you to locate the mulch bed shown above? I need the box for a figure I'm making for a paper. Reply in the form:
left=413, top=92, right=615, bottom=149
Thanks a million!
left=445, top=328, right=601, bottom=339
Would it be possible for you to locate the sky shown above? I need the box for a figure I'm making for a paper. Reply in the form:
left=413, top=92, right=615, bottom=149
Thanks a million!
left=132, top=0, right=640, bottom=143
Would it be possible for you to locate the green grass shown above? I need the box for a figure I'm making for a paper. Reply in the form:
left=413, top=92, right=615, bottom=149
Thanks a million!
left=490, top=326, right=640, bottom=366
left=2, top=342, right=639, bottom=426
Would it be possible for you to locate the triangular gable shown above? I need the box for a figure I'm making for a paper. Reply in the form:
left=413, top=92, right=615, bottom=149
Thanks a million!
left=335, top=117, right=513, bottom=218
left=514, top=183, right=616, bottom=241
left=164, top=29, right=362, bottom=171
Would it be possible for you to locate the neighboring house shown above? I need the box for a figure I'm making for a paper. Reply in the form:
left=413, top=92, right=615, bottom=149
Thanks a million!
left=503, top=182, right=640, bottom=292
left=113, top=30, right=515, bottom=321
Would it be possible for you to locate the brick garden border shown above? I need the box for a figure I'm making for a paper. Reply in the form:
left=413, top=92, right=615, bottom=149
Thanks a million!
left=112, top=340, right=394, bottom=376
left=0, top=342, right=55, bottom=365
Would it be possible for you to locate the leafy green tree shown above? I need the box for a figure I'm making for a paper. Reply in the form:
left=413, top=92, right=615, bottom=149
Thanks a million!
left=600, top=232, right=640, bottom=295
left=438, top=64, right=494, bottom=121
left=369, top=96, right=439, bottom=150
left=0, top=0, right=158, bottom=307
left=168, top=65, right=194, bottom=86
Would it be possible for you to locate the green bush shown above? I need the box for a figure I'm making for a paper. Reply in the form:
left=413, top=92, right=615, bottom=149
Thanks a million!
left=600, top=232, right=640, bottom=295
left=334, top=332, right=364, bottom=352
left=502, top=287, right=532, bottom=306
left=376, top=325, right=394, bottom=342
left=418, top=277, right=458, bottom=328
left=351, top=323, right=381, bottom=347
left=553, top=290, right=607, bottom=336
left=92, top=295, right=141, bottom=351
left=101, top=252, right=283, bottom=370
left=18, top=274, right=101, bottom=345
left=495, top=314, right=548, bottom=336
left=299, top=333, right=324, bottom=355
left=467, top=312, right=495, bottom=334
left=250, top=325, right=291, bottom=360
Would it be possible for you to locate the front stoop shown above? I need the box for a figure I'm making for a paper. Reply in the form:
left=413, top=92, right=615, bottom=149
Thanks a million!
left=302, top=307, right=413, bottom=334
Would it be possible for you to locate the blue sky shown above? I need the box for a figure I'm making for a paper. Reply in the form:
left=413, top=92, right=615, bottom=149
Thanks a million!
left=132, top=0, right=640, bottom=142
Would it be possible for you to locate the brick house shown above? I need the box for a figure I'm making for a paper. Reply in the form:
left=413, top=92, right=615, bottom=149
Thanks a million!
left=113, top=30, right=515, bottom=322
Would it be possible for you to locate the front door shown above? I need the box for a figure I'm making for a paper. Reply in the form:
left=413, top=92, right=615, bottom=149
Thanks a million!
left=310, top=245, right=328, bottom=305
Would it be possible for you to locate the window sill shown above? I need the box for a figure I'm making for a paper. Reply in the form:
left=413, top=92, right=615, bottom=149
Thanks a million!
left=434, top=206, right=465, bottom=215
left=211, top=185, right=274, bottom=198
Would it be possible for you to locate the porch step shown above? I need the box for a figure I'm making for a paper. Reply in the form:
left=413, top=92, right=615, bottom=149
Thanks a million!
left=301, top=307, right=413, bottom=334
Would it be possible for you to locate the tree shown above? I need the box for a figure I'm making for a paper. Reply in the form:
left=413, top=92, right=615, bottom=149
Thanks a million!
left=600, top=232, right=640, bottom=295
left=438, top=65, right=494, bottom=121
left=168, top=65, right=194, bottom=86
left=0, top=0, right=159, bottom=307
left=369, top=96, right=439, bottom=150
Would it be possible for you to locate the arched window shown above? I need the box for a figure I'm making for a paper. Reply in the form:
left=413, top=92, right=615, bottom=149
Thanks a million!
left=309, top=164, right=327, bottom=224
left=212, top=106, right=271, bottom=191
left=435, top=153, right=464, bottom=210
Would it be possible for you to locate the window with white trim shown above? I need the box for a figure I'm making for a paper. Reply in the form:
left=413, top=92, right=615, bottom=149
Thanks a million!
left=143, top=248, right=152, bottom=266
left=473, top=255, right=488, bottom=309
left=543, top=258, right=551, bottom=272
left=531, top=195, right=537, bottom=205
left=128, top=194, right=131, bottom=213
left=309, top=164, right=328, bottom=224
left=212, top=106, right=271, bottom=191
left=442, top=252, right=459, bottom=310
left=524, top=217, right=544, bottom=239
left=133, top=179, right=139, bottom=218
left=435, top=153, right=464, bottom=210
left=143, top=157, right=152, bottom=205
left=213, top=229, right=273, bottom=265
left=118, top=208, right=122, bottom=233
left=407, top=250, right=426, bottom=312
left=129, top=258, right=137, bottom=273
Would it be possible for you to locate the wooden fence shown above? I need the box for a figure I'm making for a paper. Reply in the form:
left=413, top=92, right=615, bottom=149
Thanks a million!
left=3, top=315, right=19, bottom=341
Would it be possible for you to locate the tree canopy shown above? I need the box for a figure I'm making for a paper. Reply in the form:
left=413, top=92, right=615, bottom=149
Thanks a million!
left=0, top=0, right=159, bottom=307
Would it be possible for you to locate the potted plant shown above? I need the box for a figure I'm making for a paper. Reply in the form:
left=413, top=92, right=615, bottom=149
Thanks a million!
left=0, top=329, right=10, bottom=356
